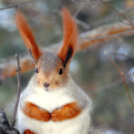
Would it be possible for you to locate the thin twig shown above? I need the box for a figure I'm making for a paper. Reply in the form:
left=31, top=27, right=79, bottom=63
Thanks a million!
left=0, top=0, right=38, bottom=11
left=70, top=0, right=116, bottom=4
left=11, top=54, right=21, bottom=127
left=87, top=7, right=134, bottom=29
left=104, top=51, right=134, bottom=110
left=75, top=19, right=90, bottom=29
left=73, top=3, right=85, bottom=18
left=99, top=0, right=134, bottom=28
left=108, top=52, right=134, bottom=62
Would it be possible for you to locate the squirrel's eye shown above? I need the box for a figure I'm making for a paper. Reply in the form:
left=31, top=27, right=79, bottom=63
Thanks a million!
left=59, top=68, right=63, bottom=75
left=35, top=68, right=39, bottom=73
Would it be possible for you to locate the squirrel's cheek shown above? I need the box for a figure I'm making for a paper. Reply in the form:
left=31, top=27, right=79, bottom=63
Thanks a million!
left=37, top=81, right=44, bottom=89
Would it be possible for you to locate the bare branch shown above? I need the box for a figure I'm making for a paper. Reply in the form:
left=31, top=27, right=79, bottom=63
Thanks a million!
left=77, top=22, right=132, bottom=51
left=81, top=29, right=134, bottom=41
left=87, top=7, right=134, bottom=29
left=99, top=0, right=134, bottom=28
left=0, top=0, right=38, bottom=11
left=11, top=54, right=21, bottom=127
left=108, top=52, right=134, bottom=62
left=75, top=19, right=90, bottom=29
left=104, top=51, right=134, bottom=111
left=73, top=3, right=85, bottom=18
left=70, top=0, right=115, bottom=4
left=0, top=108, right=11, bottom=133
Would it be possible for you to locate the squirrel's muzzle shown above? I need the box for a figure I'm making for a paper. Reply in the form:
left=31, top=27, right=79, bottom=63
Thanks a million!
left=43, top=82, right=50, bottom=88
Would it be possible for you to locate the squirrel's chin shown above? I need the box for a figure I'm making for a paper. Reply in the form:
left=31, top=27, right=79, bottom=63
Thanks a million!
left=45, top=88, right=49, bottom=91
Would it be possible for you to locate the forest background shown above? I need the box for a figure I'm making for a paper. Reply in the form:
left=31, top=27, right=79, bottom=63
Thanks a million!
left=0, top=0, right=134, bottom=134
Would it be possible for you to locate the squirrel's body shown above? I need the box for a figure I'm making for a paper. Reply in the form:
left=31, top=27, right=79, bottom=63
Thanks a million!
left=15, top=7, right=93, bottom=134
left=17, top=73, right=92, bottom=134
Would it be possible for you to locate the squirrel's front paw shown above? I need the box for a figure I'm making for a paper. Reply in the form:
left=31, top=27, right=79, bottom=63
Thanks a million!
left=51, top=109, right=63, bottom=122
left=41, top=111, right=51, bottom=122
left=51, top=102, right=81, bottom=122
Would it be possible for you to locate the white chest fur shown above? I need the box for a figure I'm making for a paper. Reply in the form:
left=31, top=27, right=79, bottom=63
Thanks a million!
left=22, top=85, right=75, bottom=112
left=17, top=83, right=92, bottom=134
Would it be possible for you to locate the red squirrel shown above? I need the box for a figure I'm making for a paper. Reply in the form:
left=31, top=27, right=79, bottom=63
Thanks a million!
left=15, top=7, right=93, bottom=134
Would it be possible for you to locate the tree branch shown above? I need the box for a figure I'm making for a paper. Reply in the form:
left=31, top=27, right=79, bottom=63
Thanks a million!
left=105, top=51, right=134, bottom=111
left=77, top=22, right=132, bottom=51
left=0, top=108, right=10, bottom=128
left=99, top=0, right=134, bottom=28
left=0, top=108, right=20, bottom=134
left=0, top=0, right=38, bottom=11
left=70, top=0, right=115, bottom=4
left=11, top=54, right=21, bottom=127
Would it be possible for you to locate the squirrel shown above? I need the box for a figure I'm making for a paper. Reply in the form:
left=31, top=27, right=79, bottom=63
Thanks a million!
left=15, top=7, right=93, bottom=134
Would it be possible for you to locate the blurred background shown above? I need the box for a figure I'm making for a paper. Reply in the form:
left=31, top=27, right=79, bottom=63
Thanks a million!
left=0, top=0, right=134, bottom=134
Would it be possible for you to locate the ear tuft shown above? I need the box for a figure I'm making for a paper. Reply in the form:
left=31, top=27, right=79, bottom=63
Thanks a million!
left=58, top=7, right=78, bottom=67
left=15, top=10, right=42, bottom=62
left=63, top=47, right=73, bottom=67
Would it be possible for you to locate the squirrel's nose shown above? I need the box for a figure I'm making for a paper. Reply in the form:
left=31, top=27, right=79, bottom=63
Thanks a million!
left=43, top=83, right=50, bottom=88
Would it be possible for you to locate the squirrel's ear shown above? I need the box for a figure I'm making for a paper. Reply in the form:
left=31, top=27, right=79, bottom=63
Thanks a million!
left=15, top=11, right=42, bottom=62
left=58, top=7, right=78, bottom=67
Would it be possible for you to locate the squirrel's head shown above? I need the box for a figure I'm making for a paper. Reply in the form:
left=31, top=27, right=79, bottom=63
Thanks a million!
left=15, top=7, right=78, bottom=90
